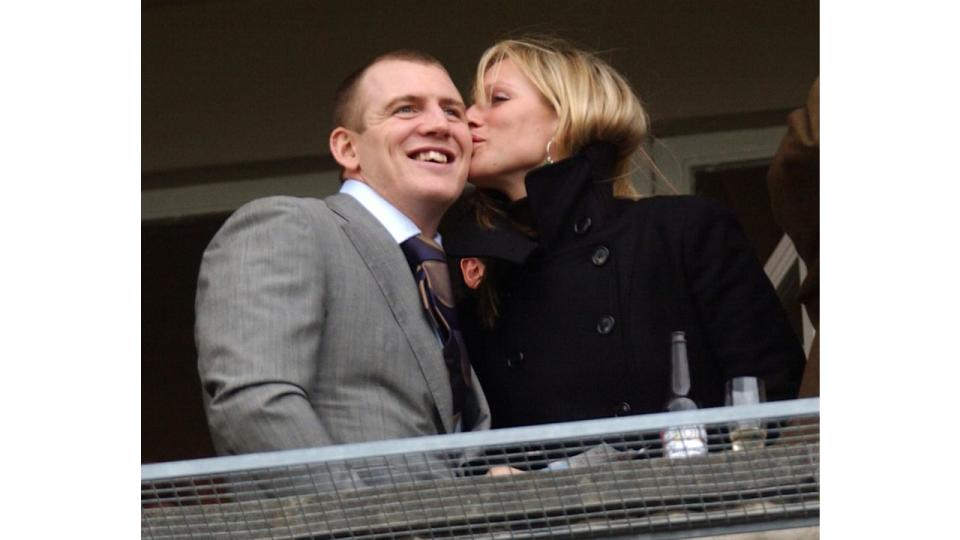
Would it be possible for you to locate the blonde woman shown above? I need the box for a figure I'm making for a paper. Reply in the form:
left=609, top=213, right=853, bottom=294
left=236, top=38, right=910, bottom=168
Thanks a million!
left=441, top=37, right=804, bottom=429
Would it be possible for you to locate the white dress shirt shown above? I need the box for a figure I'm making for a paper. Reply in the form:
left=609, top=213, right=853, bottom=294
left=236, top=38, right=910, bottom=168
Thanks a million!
left=339, top=179, right=442, bottom=245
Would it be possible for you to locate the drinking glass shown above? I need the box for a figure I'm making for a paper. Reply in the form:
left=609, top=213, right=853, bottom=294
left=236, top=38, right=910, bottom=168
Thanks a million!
left=725, top=376, right=767, bottom=451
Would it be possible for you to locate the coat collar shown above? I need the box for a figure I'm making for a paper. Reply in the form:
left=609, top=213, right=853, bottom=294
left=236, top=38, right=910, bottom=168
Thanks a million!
left=519, top=142, right=621, bottom=250
left=441, top=191, right=538, bottom=264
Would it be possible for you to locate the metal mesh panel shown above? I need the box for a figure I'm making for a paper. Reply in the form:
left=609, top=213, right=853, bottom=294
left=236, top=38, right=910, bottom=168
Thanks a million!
left=142, top=399, right=819, bottom=539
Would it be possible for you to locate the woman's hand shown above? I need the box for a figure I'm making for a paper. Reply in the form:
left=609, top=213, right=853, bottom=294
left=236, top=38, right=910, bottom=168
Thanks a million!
left=486, top=465, right=525, bottom=477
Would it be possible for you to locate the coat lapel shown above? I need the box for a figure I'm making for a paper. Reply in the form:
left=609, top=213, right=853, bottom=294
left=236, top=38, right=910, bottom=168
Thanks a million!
left=326, top=194, right=454, bottom=433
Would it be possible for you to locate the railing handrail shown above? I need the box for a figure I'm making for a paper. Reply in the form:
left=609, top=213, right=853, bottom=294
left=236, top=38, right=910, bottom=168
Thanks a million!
left=142, top=397, right=819, bottom=481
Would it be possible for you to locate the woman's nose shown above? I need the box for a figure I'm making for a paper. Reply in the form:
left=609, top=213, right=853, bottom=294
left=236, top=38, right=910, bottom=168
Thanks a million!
left=466, top=105, right=482, bottom=128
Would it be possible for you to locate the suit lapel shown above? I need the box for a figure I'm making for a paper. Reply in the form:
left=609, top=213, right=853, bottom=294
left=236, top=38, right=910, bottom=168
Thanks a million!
left=326, top=194, right=454, bottom=433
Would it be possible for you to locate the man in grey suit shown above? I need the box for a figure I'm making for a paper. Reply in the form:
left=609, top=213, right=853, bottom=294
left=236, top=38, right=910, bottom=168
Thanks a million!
left=195, top=50, right=490, bottom=464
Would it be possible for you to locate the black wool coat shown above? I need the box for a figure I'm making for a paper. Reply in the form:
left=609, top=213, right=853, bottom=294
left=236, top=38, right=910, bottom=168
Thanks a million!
left=443, top=143, right=805, bottom=429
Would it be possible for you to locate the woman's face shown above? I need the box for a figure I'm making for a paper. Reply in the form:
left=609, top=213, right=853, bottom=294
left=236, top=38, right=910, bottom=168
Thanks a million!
left=466, top=58, right=559, bottom=201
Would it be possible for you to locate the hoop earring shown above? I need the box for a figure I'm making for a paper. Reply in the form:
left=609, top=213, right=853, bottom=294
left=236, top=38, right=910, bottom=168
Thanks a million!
left=544, top=140, right=555, bottom=165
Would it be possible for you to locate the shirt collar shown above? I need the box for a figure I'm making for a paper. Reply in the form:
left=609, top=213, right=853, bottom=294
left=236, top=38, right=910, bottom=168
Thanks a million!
left=339, top=179, right=442, bottom=245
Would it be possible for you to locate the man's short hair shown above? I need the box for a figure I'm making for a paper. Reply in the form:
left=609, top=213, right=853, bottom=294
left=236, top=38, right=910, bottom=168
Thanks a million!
left=332, top=49, right=446, bottom=133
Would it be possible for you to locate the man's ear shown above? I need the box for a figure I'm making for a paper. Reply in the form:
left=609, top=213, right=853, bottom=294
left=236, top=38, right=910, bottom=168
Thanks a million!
left=460, top=257, right=487, bottom=290
left=330, top=127, right=360, bottom=174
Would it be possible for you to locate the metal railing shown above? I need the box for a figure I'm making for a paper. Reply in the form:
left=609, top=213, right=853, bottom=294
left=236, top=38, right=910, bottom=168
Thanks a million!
left=142, top=398, right=819, bottom=539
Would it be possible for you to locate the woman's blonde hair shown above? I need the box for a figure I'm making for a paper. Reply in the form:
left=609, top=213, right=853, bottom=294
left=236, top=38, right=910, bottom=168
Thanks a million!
left=473, top=36, right=650, bottom=198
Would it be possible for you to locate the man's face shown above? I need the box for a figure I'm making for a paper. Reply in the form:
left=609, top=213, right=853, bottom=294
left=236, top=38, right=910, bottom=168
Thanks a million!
left=336, top=60, right=471, bottom=224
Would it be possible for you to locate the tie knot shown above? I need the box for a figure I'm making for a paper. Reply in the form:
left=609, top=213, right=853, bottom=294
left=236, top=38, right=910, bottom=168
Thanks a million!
left=401, top=234, right=446, bottom=266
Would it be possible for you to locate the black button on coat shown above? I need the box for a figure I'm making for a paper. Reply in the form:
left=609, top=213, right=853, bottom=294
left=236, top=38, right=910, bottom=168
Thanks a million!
left=443, top=143, right=805, bottom=429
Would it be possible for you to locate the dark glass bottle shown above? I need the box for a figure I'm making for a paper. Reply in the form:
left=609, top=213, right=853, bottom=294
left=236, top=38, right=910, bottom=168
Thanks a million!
left=660, top=332, right=708, bottom=458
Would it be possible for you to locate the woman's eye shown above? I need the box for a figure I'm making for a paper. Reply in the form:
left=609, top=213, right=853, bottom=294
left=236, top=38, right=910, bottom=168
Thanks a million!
left=491, top=94, right=509, bottom=103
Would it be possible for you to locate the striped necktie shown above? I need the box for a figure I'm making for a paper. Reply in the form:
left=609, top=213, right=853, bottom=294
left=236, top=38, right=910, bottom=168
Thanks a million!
left=400, top=234, right=471, bottom=422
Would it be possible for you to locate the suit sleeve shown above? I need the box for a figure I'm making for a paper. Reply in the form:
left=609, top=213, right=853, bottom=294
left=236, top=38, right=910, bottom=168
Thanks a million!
left=682, top=199, right=805, bottom=402
left=196, top=197, right=335, bottom=454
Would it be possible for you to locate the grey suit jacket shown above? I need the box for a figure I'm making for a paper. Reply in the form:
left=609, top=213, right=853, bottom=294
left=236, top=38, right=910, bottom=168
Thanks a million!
left=196, top=194, right=490, bottom=458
